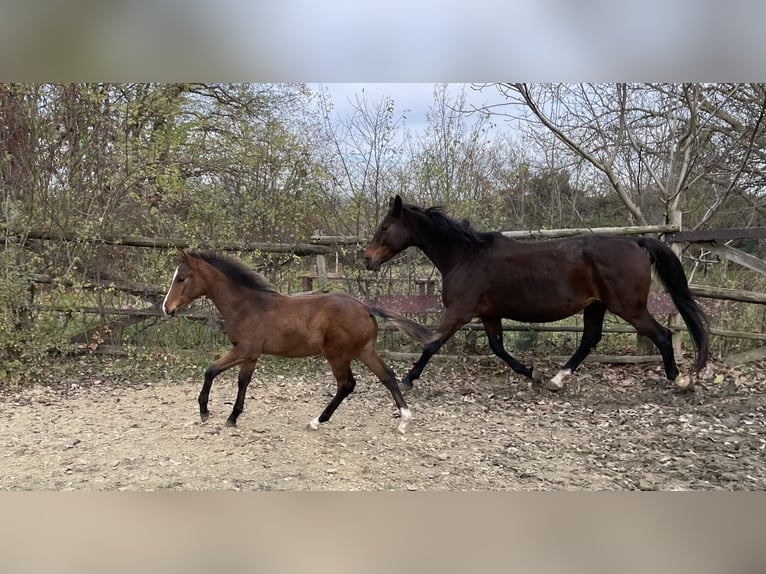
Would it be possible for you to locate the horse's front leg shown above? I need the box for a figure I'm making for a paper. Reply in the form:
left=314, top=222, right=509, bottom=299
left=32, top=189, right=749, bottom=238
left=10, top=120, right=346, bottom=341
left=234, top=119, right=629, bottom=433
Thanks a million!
left=199, top=348, right=245, bottom=422
left=401, top=309, right=471, bottom=391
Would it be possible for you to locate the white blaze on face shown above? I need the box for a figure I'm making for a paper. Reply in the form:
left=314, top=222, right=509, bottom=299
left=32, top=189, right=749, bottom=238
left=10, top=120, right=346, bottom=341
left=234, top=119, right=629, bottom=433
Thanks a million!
left=162, top=267, right=179, bottom=315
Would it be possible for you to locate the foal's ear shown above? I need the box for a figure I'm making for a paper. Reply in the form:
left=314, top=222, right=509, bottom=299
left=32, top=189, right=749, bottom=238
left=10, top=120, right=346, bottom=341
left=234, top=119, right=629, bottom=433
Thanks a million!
left=389, top=194, right=403, bottom=217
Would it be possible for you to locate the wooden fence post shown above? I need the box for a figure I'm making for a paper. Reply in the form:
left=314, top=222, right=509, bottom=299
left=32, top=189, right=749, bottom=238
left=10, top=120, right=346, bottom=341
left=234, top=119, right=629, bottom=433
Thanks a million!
left=316, top=254, right=327, bottom=290
left=669, top=209, right=683, bottom=357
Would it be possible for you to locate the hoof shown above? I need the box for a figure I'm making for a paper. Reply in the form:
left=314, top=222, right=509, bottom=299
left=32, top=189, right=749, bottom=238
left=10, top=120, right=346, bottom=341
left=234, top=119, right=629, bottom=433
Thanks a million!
left=674, top=374, right=695, bottom=392
left=308, top=417, right=320, bottom=431
left=546, top=368, right=572, bottom=391
left=200, top=412, right=210, bottom=423
left=400, top=378, right=414, bottom=392
left=397, top=408, right=412, bottom=434
left=225, top=419, right=237, bottom=427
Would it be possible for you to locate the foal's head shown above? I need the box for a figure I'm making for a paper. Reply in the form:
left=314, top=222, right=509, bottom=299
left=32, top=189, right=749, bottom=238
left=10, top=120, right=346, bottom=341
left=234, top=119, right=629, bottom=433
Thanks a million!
left=162, top=250, right=208, bottom=316
left=364, top=195, right=414, bottom=271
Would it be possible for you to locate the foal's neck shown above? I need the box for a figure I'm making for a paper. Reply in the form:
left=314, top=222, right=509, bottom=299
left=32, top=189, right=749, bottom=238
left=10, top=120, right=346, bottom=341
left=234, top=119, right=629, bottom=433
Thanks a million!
left=203, top=268, right=277, bottom=320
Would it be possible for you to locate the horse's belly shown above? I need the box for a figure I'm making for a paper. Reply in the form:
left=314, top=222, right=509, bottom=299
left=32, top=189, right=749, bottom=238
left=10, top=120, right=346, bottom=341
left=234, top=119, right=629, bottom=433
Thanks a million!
left=484, top=293, right=589, bottom=323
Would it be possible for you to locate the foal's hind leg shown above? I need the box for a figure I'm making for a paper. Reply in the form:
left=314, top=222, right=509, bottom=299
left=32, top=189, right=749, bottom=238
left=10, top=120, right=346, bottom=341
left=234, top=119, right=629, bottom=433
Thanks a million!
left=358, top=345, right=412, bottom=433
left=309, top=359, right=356, bottom=430
left=548, top=302, right=607, bottom=390
left=482, top=317, right=536, bottom=381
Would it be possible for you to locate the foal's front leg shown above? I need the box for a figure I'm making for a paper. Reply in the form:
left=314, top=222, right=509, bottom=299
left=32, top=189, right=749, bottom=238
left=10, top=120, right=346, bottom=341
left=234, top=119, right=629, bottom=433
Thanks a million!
left=227, top=359, right=258, bottom=427
left=199, top=348, right=245, bottom=422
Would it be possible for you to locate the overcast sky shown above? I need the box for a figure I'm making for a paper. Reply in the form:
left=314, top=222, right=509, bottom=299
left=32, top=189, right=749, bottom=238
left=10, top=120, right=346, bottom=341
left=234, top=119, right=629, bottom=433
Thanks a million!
left=314, top=83, right=511, bottom=136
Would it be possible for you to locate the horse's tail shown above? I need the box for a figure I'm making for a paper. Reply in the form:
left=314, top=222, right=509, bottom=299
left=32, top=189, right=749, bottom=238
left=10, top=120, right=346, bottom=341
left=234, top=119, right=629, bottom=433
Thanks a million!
left=366, top=306, right=433, bottom=344
left=635, top=237, right=710, bottom=372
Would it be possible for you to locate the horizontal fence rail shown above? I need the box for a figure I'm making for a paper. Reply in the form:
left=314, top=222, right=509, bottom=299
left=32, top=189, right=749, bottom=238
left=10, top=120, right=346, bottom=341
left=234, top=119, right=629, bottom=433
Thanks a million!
left=12, top=222, right=766, bottom=362
left=2, top=224, right=333, bottom=255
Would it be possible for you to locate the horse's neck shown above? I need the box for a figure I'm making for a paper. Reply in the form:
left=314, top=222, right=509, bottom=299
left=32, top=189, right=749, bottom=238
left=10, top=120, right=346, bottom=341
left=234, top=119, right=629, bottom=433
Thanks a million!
left=411, top=215, right=471, bottom=275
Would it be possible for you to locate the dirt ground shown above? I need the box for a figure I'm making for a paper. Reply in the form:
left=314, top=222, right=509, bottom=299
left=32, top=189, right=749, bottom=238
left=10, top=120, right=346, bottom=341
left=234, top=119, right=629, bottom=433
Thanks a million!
left=1, top=353, right=765, bottom=491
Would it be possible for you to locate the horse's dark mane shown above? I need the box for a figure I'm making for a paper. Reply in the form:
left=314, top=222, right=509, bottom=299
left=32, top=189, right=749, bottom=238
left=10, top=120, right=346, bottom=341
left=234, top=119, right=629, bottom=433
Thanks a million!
left=406, top=205, right=493, bottom=244
left=187, top=250, right=276, bottom=292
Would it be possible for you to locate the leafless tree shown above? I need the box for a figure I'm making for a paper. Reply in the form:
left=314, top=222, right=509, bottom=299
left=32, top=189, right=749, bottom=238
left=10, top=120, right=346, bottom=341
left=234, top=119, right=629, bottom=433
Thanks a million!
left=475, top=83, right=766, bottom=229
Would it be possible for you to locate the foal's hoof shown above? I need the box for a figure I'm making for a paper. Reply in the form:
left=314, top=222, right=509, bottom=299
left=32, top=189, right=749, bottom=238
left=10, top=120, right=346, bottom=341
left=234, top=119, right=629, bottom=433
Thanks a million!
left=397, top=408, right=413, bottom=434
left=200, top=412, right=210, bottom=423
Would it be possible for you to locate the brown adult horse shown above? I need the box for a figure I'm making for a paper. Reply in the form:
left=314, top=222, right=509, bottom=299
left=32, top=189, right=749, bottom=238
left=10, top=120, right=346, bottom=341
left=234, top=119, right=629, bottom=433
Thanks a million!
left=162, top=249, right=432, bottom=433
left=364, top=195, right=709, bottom=392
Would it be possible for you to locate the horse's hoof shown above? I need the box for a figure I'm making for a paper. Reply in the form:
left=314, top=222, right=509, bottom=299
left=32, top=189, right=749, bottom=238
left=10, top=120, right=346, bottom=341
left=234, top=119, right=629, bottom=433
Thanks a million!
left=545, top=378, right=563, bottom=390
left=400, top=378, right=414, bottom=392
left=225, top=419, right=237, bottom=427
left=200, top=412, right=210, bottom=423
left=546, top=368, right=571, bottom=391
left=308, top=417, right=320, bottom=431
left=674, top=374, right=695, bottom=392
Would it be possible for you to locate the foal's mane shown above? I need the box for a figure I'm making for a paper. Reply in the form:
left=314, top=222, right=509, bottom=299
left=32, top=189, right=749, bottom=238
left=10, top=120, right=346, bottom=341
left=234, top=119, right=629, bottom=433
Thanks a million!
left=405, top=204, right=492, bottom=245
left=186, top=250, right=277, bottom=292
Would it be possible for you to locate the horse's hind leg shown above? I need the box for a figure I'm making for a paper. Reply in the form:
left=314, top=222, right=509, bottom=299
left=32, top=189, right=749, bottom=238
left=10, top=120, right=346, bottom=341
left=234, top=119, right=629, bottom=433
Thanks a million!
left=547, top=302, right=607, bottom=391
left=309, top=359, right=356, bottom=430
left=621, top=308, right=686, bottom=390
left=482, top=317, right=535, bottom=381
left=358, top=345, right=412, bottom=433
left=226, top=359, right=258, bottom=427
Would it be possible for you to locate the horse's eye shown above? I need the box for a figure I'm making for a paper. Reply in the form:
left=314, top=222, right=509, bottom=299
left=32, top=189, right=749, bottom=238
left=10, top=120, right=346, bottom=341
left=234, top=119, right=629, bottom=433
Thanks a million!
left=381, top=224, right=390, bottom=231
left=177, top=277, right=186, bottom=283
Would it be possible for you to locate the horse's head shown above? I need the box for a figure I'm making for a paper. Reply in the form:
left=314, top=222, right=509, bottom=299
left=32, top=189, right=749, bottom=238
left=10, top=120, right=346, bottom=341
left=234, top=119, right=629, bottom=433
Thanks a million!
left=162, top=251, right=207, bottom=316
left=364, top=195, right=413, bottom=271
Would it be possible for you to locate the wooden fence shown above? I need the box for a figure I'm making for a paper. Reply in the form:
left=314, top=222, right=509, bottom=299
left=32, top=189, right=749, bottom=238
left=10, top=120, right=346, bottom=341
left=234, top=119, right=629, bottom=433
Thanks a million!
left=11, top=222, right=766, bottom=364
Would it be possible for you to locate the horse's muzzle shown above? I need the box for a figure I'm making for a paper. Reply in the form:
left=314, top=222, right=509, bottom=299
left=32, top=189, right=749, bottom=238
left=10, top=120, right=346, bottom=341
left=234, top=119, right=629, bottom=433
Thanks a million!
left=363, top=256, right=380, bottom=271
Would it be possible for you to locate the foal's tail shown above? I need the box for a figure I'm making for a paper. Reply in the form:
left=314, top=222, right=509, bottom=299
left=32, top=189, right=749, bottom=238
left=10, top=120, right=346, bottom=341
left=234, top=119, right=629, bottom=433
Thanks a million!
left=635, top=237, right=710, bottom=372
left=366, top=306, right=433, bottom=344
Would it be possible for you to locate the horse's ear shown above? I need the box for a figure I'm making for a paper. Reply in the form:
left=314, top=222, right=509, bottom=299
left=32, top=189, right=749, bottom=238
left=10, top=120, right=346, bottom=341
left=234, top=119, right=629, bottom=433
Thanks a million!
left=390, top=195, right=403, bottom=218
left=179, top=249, right=189, bottom=263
